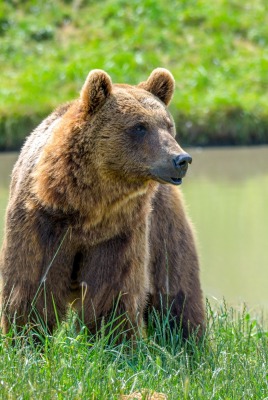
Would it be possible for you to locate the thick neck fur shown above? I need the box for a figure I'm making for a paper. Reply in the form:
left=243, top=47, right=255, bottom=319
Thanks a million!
left=31, top=102, right=157, bottom=231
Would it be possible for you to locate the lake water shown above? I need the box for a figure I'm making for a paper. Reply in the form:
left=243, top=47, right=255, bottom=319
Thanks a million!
left=0, top=148, right=268, bottom=312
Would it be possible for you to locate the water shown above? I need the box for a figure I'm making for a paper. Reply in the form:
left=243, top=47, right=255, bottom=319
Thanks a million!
left=183, top=146, right=268, bottom=311
left=0, top=153, right=18, bottom=242
left=0, top=148, right=268, bottom=310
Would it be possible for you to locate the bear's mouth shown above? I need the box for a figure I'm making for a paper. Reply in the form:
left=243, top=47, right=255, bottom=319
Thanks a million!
left=170, top=177, right=182, bottom=185
left=152, top=175, right=183, bottom=186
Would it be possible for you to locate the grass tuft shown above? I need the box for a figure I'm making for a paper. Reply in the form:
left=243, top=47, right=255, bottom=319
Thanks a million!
left=0, top=301, right=267, bottom=399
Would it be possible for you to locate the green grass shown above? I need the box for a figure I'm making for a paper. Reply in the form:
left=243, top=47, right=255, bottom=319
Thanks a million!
left=1, top=0, right=268, bottom=149
left=0, top=302, right=267, bottom=399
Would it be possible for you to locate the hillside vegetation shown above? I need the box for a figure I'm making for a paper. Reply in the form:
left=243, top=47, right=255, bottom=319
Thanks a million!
left=1, top=0, right=268, bottom=149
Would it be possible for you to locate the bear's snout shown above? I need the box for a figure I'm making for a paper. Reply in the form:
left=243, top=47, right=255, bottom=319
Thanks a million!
left=149, top=152, right=192, bottom=186
left=172, top=153, right=192, bottom=173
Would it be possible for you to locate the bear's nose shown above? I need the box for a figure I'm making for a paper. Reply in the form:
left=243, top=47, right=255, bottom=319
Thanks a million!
left=173, top=153, right=192, bottom=169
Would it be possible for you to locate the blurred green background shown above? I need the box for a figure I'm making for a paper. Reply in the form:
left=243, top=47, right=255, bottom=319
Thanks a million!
left=0, top=0, right=268, bottom=150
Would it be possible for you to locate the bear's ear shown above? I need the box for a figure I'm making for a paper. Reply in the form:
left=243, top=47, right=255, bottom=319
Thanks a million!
left=80, top=69, right=112, bottom=113
left=138, top=68, right=175, bottom=105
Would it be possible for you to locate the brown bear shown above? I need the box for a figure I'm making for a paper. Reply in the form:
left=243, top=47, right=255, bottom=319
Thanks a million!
left=0, top=68, right=205, bottom=339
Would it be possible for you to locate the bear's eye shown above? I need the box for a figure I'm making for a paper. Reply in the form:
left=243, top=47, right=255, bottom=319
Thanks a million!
left=130, top=124, right=147, bottom=136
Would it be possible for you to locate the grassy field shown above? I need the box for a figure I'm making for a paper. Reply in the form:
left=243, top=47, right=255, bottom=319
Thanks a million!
left=0, top=303, right=267, bottom=399
left=1, top=0, right=268, bottom=149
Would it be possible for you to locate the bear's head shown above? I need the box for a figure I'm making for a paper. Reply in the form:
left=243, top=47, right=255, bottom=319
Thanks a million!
left=33, top=69, right=192, bottom=213
left=78, top=68, right=191, bottom=185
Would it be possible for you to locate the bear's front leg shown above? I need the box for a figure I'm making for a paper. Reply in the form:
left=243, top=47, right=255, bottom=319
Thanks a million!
left=72, top=227, right=150, bottom=341
left=147, top=185, right=205, bottom=340
left=0, top=208, right=76, bottom=336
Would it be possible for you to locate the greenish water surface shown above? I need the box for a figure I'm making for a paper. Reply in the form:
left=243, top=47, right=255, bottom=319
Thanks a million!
left=0, top=148, right=268, bottom=310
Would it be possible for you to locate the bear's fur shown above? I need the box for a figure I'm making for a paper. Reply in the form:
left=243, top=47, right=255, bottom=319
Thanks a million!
left=0, top=68, right=205, bottom=338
